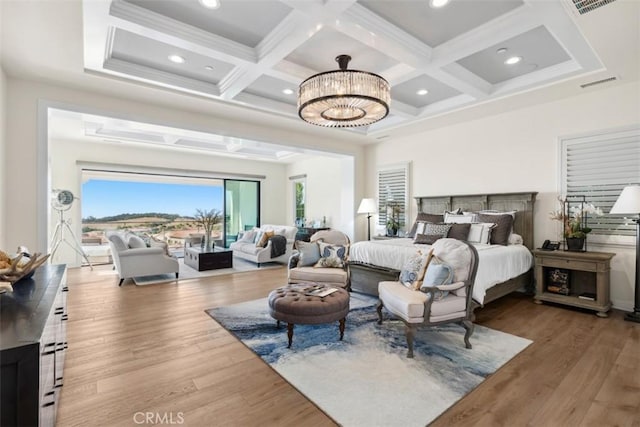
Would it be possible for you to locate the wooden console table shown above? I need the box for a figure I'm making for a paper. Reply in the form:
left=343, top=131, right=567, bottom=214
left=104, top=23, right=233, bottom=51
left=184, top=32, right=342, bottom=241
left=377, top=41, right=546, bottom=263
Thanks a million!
left=185, top=247, right=233, bottom=271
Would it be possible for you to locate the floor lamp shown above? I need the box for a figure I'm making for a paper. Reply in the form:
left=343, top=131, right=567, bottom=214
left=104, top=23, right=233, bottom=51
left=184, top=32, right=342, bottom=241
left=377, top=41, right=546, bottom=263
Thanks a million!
left=610, top=185, right=640, bottom=323
left=357, top=198, right=377, bottom=241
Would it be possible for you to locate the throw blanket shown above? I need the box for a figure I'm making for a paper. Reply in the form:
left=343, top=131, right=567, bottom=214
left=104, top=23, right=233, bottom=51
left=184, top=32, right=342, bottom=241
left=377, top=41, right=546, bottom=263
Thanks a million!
left=269, top=235, right=287, bottom=258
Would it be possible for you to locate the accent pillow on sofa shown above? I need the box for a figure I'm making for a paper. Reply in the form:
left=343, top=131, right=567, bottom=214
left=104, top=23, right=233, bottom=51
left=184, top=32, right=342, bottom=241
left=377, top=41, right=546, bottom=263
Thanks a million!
left=295, top=241, right=321, bottom=267
left=420, top=256, right=453, bottom=300
left=150, top=237, right=171, bottom=257
left=239, top=230, right=257, bottom=243
left=257, top=230, right=275, bottom=247
left=127, top=234, right=147, bottom=249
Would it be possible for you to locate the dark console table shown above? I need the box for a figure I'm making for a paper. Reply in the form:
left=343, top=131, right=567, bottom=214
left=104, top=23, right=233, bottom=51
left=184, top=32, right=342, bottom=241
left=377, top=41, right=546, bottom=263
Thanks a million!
left=0, top=264, right=68, bottom=427
left=295, top=227, right=331, bottom=242
left=184, top=247, right=233, bottom=271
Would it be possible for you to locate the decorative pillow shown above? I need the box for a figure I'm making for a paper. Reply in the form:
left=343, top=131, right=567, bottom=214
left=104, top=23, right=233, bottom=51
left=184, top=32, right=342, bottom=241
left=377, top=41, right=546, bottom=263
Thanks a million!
left=447, top=223, right=471, bottom=241
left=477, top=213, right=513, bottom=246
left=318, top=241, right=347, bottom=260
left=399, top=250, right=431, bottom=290
left=150, top=237, right=170, bottom=257
left=253, top=230, right=264, bottom=245
left=424, top=223, right=452, bottom=236
left=127, top=234, right=147, bottom=249
left=508, top=233, right=524, bottom=245
left=257, top=230, right=275, bottom=247
left=467, top=223, right=495, bottom=244
left=414, top=234, right=442, bottom=245
left=295, top=241, right=321, bottom=267
left=314, top=257, right=344, bottom=268
left=239, top=230, right=257, bottom=243
left=444, top=213, right=475, bottom=224
left=407, top=213, right=444, bottom=237
left=420, top=256, right=453, bottom=300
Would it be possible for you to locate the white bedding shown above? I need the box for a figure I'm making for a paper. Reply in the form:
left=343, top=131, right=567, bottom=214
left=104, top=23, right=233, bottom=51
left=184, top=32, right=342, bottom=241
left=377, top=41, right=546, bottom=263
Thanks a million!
left=349, top=238, right=533, bottom=304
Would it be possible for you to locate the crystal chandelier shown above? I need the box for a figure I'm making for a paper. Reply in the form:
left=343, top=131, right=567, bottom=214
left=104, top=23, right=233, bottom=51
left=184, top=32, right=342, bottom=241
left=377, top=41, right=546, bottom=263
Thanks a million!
left=298, top=55, right=390, bottom=128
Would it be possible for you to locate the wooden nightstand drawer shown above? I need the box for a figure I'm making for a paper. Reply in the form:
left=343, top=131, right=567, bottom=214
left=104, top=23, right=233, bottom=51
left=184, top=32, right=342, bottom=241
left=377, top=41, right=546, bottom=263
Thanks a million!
left=537, top=257, right=596, bottom=272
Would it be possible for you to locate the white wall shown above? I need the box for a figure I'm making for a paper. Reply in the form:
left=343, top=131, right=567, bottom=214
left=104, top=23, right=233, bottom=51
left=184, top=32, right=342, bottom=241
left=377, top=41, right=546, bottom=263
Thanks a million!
left=4, top=77, right=368, bottom=259
left=285, top=155, right=355, bottom=239
left=0, top=66, right=6, bottom=249
left=367, top=81, right=640, bottom=311
left=50, top=138, right=287, bottom=266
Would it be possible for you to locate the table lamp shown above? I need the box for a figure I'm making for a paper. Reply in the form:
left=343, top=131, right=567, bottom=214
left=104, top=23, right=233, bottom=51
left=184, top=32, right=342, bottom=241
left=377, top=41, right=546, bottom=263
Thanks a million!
left=610, top=185, right=640, bottom=323
left=357, top=198, right=377, bottom=241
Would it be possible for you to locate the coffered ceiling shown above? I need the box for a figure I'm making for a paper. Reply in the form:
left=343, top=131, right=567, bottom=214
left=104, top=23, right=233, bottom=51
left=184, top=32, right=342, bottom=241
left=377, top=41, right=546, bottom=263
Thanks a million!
left=82, top=0, right=608, bottom=136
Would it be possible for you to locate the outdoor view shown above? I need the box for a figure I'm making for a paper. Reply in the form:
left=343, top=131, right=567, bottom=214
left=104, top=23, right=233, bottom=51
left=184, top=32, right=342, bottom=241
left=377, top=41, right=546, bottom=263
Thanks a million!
left=81, top=179, right=224, bottom=254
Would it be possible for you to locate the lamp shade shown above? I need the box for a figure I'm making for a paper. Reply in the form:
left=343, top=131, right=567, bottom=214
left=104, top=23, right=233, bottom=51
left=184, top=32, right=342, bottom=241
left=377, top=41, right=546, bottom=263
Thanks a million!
left=610, top=185, right=640, bottom=214
left=357, top=198, right=377, bottom=214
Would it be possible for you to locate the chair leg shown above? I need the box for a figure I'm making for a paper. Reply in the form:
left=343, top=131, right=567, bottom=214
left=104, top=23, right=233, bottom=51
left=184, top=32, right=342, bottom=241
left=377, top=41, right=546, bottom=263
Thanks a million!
left=462, top=320, right=474, bottom=349
left=376, top=300, right=384, bottom=324
left=175, top=272, right=179, bottom=279
left=118, top=278, right=124, bottom=287
left=405, top=323, right=416, bottom=358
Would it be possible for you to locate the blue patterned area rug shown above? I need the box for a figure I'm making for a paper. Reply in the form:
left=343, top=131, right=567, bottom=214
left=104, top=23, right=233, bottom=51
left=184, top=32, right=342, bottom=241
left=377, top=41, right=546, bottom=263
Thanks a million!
left=206, top=293, right=531, bottom=427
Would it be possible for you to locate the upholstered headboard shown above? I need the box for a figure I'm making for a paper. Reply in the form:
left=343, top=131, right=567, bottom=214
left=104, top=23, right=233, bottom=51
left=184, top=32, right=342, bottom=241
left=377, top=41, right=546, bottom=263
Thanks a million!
left=414, top=192, right=537, bottom=250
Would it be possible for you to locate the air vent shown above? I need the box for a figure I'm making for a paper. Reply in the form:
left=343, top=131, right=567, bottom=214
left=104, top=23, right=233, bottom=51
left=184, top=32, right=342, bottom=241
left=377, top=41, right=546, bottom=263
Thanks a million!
left=571, top=0, right=616, bottom=15
left=174, top=139, right=227, bottom=150
left=580, top=76, right=617, bottom=88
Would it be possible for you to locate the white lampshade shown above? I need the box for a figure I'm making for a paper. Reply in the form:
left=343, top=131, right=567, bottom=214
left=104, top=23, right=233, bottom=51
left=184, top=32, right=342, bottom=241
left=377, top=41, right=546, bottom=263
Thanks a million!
left=357, top=198, right=377, bottom=214
left=610, top=185, right=640, bottom=214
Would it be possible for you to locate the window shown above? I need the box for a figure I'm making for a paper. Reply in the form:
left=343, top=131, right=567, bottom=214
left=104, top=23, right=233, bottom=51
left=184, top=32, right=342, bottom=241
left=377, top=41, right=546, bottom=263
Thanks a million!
left=292, top=177, right=306, bottom=226
left=377, top=163, right=409, bottom=229
left=561, top=126, right=640, bottom=241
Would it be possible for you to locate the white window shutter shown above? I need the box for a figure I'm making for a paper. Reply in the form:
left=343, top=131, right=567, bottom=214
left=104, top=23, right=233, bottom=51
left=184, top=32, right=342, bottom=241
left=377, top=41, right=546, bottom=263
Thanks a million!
left=377, top=164, right=409, bottom=228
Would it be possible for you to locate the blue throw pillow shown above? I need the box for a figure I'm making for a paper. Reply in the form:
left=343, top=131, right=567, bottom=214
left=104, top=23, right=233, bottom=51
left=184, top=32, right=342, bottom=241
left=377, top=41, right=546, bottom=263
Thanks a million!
left=420, top=256, right=453, bottom=299
left=295, top=241, right=321, bottom=267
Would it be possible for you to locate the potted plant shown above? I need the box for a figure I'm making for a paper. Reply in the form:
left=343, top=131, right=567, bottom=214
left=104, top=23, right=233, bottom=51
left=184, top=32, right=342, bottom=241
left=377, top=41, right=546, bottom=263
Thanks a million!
left=194, top=208, right=222, bottom=251
left=386, top=217, right=399, bottom=236
left=550, top=196, right=603, bottom=251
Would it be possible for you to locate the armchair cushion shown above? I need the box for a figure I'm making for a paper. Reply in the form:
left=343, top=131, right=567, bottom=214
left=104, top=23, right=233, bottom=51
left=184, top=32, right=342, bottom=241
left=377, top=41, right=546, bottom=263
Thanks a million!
left=295, top=241, right=321, bottom=267
left=318, top=241, right=347, bottom=260
left=431, top=239, right=472, bottom=296
left=378, top=281, right=428, bottom=322
left=429, top=294, right=467, bottom=320
left=314, top=256, right=344, bottom=268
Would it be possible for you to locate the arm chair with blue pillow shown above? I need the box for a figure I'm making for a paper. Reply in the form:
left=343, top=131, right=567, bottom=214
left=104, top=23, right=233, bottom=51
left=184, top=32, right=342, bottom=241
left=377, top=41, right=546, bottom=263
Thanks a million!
left=376, top=238, right=479, bottom=358
left=287, top=230, right=351, bottom=290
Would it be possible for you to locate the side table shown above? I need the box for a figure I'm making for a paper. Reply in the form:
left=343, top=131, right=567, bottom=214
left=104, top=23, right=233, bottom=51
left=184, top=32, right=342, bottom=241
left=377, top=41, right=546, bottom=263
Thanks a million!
left=533, top=249, right=615, bottom=317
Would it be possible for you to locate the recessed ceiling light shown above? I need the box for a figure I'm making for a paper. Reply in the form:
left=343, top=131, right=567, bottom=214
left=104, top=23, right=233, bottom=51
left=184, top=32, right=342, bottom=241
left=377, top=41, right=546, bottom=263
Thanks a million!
left=496, top=48, right=508, bottom=54
left=282, top=89, right=294, bottom=95
left=168, top=54, right=185, bottom=64
left=504, top=56, right=522, bottom=65
left=199, top=0, right=220, bottom=9
left=204, top=65, right=214, bottom=71
left=430, top=0, right=450, bottom=8
left=416, top=89, right=429, bottom=96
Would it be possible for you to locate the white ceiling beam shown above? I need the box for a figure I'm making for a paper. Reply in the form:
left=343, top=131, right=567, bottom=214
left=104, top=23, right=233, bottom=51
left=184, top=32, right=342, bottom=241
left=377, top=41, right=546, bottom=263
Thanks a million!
left=434, top=64, right=491, bottom=99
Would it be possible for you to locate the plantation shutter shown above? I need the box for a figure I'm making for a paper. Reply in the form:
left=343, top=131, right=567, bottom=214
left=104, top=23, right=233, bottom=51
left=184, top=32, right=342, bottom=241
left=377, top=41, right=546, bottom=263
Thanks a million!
left=562, top=126, right=640, bottom=237
left=377, top=164, right=408, bottom=228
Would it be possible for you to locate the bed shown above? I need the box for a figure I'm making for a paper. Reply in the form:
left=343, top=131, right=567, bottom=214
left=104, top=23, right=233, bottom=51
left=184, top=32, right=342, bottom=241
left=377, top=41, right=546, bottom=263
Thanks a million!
left=349, top=192, right=537, bottom=312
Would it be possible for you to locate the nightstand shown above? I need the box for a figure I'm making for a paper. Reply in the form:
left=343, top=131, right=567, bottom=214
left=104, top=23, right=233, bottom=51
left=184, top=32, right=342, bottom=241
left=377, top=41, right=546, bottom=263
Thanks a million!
left=533, top=249, right=615, bottom=317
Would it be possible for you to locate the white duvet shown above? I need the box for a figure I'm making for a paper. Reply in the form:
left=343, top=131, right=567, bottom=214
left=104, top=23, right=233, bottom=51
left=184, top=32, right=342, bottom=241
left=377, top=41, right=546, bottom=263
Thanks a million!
left=349, top=238, right=533, bottom=304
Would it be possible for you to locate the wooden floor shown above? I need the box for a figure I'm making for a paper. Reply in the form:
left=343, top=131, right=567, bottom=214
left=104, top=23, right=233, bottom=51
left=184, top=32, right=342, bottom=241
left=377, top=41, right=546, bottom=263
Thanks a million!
left=57, top=264, right=640, bottom=427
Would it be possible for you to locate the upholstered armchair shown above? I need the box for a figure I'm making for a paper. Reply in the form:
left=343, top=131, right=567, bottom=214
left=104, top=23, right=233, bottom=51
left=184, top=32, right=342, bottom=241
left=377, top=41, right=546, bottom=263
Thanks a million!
left=288, top=230, right=351, bottom=289
left=377, top=238, right=479, bottom=358
left=106, top=231, right=179, bottom=286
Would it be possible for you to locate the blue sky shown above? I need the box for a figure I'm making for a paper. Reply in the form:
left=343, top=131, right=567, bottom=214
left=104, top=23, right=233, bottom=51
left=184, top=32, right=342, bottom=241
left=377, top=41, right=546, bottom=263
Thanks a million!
left=82, top=180, right=224, bottom=218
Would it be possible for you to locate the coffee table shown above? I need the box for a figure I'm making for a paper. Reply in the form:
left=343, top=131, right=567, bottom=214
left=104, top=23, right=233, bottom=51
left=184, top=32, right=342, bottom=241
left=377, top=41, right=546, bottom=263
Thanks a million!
left=267, top=283, right=350, bottom=348
left=184, top=247, right=233, bottom=271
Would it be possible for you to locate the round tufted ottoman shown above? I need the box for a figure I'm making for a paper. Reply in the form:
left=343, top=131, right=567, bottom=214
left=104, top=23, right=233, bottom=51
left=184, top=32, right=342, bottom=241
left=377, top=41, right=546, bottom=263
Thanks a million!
left=268, top=283, right=350, bottom=348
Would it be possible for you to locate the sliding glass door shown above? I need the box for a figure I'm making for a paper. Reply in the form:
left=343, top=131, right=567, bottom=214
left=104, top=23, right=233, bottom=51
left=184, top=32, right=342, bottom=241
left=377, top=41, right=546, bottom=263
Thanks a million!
left=224, top=180, right=260, bottom=247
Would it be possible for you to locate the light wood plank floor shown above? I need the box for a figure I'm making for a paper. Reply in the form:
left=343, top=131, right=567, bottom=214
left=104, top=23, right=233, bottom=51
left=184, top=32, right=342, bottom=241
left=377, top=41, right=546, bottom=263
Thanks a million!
left=57, top=264, right=640, bottom=427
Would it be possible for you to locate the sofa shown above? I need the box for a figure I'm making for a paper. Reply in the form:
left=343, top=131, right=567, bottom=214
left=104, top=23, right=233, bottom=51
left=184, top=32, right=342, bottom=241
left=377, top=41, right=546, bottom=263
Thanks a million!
left=229, top=224, right=298, bottom=266
left=106, top=231, right=179, bottom=286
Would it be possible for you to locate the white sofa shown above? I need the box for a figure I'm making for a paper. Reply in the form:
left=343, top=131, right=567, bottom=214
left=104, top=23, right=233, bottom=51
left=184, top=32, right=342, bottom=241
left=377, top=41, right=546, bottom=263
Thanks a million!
left=229, top=224, right=298, bottom=266
left=106, top=231, right=179, bottom=286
